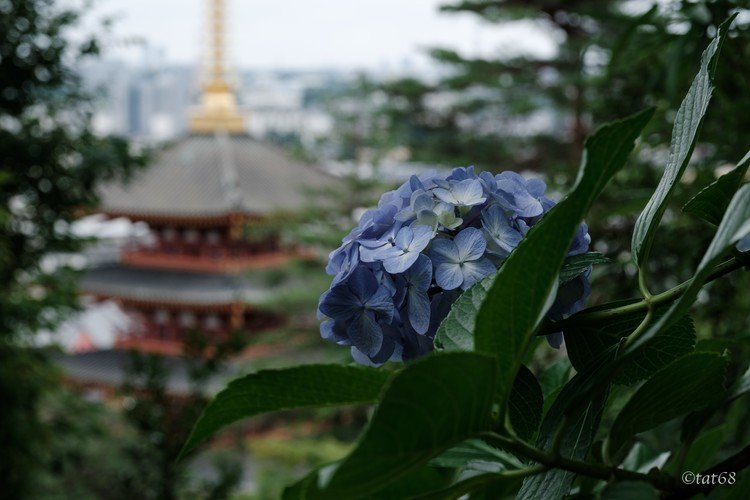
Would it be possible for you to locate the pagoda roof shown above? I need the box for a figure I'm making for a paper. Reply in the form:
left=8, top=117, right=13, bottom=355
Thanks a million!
left=98, top=133, right=337, bottom=219
left=82, top=264, right=269, bottom=306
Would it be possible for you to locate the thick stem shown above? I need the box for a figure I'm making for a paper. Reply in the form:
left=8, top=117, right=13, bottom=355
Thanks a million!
left=539, top=258, right=743, bottom=336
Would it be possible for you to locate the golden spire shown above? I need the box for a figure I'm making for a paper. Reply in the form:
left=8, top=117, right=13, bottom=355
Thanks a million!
left=189, top=0, right=246, bottom=134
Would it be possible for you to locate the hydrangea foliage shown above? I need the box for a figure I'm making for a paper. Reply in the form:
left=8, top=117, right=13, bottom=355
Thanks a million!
left=319, top=167, right=592, bottom=364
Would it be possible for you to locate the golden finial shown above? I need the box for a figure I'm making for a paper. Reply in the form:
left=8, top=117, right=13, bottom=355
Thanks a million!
left=189, top=0, right=246, bottom=134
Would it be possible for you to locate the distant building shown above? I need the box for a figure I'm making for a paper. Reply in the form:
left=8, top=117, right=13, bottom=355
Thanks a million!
left=59, top=0, right=336, bottom=392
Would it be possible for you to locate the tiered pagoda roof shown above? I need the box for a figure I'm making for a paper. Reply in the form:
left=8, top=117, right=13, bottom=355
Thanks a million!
left=99, top=133, right=335, bottom=221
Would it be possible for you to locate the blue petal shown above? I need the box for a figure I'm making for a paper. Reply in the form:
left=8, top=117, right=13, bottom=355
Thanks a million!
left=460, top=258, right=496, bottom=290
left=435, top=263, right=464, bottom=290
left=407, top=289, right=431, bottom=335
left=454, top=227, right=487, bottom=262
left=320, top=319, right=351, bottom=345
left=364, top=285, right=395, bottom=322
left=347, top=312, right=384, bottom=357
left=318, top=282, right=361, bottom=321
left=394, top=226, right=414, bottom=250
left=430, top=238, right=460, bottom=265
left=383, top=250, right=420, bottom=274
left=408, top=224, right=433, bottom=252
left=405, top=254, right=433, bottom=291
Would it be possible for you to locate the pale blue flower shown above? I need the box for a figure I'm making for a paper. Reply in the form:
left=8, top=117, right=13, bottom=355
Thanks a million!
left=431, top=228, right=496, bottom=290
left=481, top=205, right=524, bottom=258
left=433, top=178, right=487, bottom=207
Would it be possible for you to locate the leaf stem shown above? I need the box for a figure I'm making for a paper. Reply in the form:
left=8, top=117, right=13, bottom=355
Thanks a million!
left=539, top=258, right=743, bottom=336
left=483, top=432, right=678, bottom=492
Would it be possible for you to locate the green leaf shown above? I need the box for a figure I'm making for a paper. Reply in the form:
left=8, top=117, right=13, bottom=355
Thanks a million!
left=179, top=364, right=390, bottom=458
left=434, top=275, right=494, bottom=352
left=601, top=481, right=658, bottom=500
left=317, top=352, right=498, bottom=497
left=681, top=364, right=750, bottom=443
left=559, top=252, right=611, bottom=284
left=284, top=464, right=450, bottom=500
left=518, top=349, right=616, bottom=499
left=538, top=357, right=571, bottom=399
left=429, top=439, right=523, bottom=471
left=564, top=308, right=695, bottom=386
left=412, top=473, right=522, bottom=500
left=626, top=184, right=750, bottom=355
left=474, top=108, right=653, bottom=405
left=607, top=353, right=727, bottom=457
left=630, top=16, right=735, bottom=267
left=508, top=365, right=543, bottom=441
left=683, top=151, right=750, bottom=226
left=682, top=425, right=727, bottom=473
left=434, top=252, right=610, bottom=353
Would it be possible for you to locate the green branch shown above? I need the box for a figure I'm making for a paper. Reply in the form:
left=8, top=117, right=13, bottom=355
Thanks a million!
left=483, top=432, right=678, bottom=492
left=539, top=258, right=743, bottom=336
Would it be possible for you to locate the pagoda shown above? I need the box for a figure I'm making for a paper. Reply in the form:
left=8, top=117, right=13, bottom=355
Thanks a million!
left=81, top=0, right=335, bottom=356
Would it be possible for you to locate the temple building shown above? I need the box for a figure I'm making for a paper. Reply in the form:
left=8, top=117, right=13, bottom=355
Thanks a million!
left=73, top=0, right=335, bottom=360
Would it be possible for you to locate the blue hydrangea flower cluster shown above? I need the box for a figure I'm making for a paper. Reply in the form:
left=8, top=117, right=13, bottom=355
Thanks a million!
left=318, top=167, right=592, bottom=365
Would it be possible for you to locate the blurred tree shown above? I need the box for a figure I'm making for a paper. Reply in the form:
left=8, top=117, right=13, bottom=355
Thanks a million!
left=0, top=0, right=143, bottom=495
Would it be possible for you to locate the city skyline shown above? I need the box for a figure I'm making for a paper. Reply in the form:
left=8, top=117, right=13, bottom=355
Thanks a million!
left=74, top=0, right=557, bottom=71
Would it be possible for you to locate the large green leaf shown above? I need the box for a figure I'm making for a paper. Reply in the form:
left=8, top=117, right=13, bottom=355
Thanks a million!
left=474, top=108, right=653, bottom=406
left=564, top=306, right=695, bottom=386
left=601, top=481, right=658, bottom=500
left=283, top=464, right=450, bottom=500
left=508, top=365, right=543, bottom=441
left=681, top=364, right=750, bottom=442
left=434, top=253, right=609, bottom=353
left=179, top=364, right=390, bottom=458
left=630, top=16, right=734, bottom=267
left=626, top=184, right=750, bottom=355
left=607, top=353, right=727, bottom=457
left=683, top=151, right=750, bottom=226
left=518, top=349, right=616, bottom=499
left=316, top=352, right=498, bottom=497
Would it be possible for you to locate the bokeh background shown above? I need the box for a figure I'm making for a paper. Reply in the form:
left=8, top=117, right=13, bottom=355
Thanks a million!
left=2, top=0, right=750, bottom=498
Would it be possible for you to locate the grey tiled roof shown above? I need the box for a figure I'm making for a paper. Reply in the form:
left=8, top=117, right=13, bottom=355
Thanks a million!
left=82, top=264, right=268, bottom=305
left=99, top=133, right=336, bottom=217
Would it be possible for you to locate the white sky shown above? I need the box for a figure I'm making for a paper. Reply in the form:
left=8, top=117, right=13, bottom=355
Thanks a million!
left=75, top=0, right=557, bottom=70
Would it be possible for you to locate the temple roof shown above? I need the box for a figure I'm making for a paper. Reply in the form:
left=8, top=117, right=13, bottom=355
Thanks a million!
left=98, top=133, right=336, bottom=218
left=82, top=264, right=269, bottom=306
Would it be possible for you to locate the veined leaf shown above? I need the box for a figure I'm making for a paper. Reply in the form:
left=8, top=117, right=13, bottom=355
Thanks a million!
left=429, top=438, right=523, bottom=471
left=631, top=15, right=735, bottom=267
left=434, top=274, right=494, bottom=352
left=683, top=151, right=750, bottom=226
left=559, top=252, right=611, bottom=284
left=508, top=365, right=543, bottom=441
left=434, top=253, right=609, bottom=353
left=179, top=364, right=390, bottom=458
left=317, top=352, right=498, bottom=497
left=564, top=307, right=695, bottom=386
left=626, top=185, right=750, bottom=354
left=518, top=348, right=616, bottom=499
left=607, top=353, right=727, bottom=457
left=474, top=108, right=653, bottom=408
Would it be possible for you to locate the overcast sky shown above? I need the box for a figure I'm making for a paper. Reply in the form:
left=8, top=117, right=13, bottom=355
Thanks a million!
left=76, top=0, right=557, bottom=70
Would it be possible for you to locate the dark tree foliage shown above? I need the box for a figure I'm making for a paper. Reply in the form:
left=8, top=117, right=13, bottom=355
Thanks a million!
left=0, top=0, right=144, bottom=495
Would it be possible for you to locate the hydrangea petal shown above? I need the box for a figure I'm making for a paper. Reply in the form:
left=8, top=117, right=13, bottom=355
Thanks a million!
left=460, top=258, right=496, bottom=290
left=454, top=227, right=487, bottom=262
